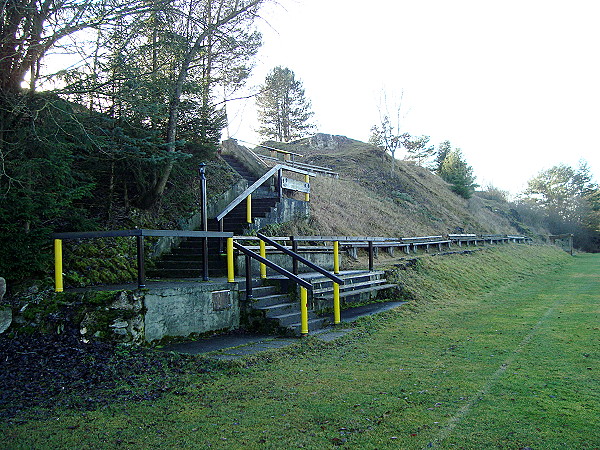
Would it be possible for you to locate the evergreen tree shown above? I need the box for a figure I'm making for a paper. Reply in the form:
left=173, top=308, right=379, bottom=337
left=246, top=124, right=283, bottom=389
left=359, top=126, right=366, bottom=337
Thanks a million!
left=435, top=140, right=452, bottom=174
left=0, top=94, right=96, bottom=282
left=402, top=134, right=435, bottom=167
left=256, top=66, right=315, bottom=142
left=439, top=149, right=478, bottom=199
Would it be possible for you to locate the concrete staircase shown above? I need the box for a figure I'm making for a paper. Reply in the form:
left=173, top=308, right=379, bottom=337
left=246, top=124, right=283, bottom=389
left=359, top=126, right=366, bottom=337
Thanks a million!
left=241, top=282, right=328, bottom=336
left=220, top=154, right=274, bottom=198
left=148, top=155, right=280, bottom=279
left=244, top=270, right=398, bottom=336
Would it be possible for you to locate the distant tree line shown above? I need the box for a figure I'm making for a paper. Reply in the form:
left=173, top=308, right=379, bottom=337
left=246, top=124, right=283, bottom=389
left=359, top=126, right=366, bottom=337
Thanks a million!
left=518, top=162, right=600, bottom=252
left=369, top=110, right=478, bottom=199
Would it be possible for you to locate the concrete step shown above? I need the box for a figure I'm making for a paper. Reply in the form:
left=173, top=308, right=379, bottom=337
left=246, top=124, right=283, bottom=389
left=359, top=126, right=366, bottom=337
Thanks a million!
left=269, top=310, right=317, bottom=327
left=287, top=317, right=329, bottom=335
left=146, top=268, right=225, bottom=278
left=159, top=253, right=225, bottom=261
left=315, top=284, right=398, bottom=301
left=247, top=293, right=290, bottom=308
left=256, top=302, right=298, bottom=318
left=154, top=259, right=223, bottom=270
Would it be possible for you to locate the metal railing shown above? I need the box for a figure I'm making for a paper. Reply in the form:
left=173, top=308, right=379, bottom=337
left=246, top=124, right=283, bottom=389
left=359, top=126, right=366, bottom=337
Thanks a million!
left=227, top=233, right=345, bottom=335
left=215, top=164, right=315, bottom=230
left=52, top=229, right=233, bottom=291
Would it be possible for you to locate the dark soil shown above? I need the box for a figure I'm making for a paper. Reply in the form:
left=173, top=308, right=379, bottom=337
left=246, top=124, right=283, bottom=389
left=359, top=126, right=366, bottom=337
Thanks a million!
left=0, top=331, right=220, bottom=423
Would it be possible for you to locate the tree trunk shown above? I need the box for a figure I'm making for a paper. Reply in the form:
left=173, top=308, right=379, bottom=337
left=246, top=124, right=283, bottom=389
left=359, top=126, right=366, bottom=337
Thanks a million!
left=144, top=0, right=264, bottom=207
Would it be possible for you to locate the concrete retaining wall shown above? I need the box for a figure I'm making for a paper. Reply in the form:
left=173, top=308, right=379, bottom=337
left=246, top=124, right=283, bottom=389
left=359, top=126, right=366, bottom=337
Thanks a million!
left=143, top=281, right=239, bottom=342
left=250, top=198, right=309, bottom=230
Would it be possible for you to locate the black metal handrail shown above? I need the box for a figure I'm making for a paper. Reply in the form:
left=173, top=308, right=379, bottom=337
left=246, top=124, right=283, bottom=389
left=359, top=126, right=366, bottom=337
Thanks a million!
left=216, top=164, right=314, bottom=223
left=232, top=241, right=311, bottom=300
left=52, top=229, right=233, bottom=290
left=257, top=233, right=344, bottom=285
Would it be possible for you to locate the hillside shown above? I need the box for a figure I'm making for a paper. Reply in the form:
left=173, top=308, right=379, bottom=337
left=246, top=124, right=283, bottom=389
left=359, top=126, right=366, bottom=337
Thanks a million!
left=257, top=134, right=533, bottom=237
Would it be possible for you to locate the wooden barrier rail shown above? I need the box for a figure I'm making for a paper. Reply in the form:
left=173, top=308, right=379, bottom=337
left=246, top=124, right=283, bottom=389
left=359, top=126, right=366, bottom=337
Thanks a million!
left=230, top=234, right=531, bottom=275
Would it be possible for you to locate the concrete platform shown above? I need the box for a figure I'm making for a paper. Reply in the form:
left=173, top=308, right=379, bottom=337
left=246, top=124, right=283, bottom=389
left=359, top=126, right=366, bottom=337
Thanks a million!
left=161, top=300, right=406, bottom=359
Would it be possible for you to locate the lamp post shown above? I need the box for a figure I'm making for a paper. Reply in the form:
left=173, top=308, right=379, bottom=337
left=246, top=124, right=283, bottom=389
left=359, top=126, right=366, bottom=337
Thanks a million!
left=199, top=163, right=209, bottom=281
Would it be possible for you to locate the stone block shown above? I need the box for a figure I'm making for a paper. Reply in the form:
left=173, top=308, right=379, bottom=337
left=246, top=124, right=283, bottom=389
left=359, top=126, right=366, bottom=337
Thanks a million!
left=0, top=307, right=12, bottom=334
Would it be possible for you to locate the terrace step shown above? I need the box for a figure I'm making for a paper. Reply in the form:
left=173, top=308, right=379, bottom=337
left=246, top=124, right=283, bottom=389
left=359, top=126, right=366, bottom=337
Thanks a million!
left=314, top=284, right=398, bottom=301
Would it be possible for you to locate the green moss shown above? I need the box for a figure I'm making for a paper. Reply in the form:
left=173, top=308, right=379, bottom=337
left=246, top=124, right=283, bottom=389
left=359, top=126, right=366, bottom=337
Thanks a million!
left=63, top=237, right=138, bottom=288
left=83, top=290, right=120, bottom=306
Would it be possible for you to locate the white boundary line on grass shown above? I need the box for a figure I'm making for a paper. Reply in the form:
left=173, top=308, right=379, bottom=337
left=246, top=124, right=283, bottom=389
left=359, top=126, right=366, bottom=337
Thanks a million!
left=430, top=299, right=561, bottom=447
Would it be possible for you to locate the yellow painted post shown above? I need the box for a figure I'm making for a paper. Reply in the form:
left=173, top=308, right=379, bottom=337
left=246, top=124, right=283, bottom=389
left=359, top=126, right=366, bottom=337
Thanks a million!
left=304, top=174, right=310, bottom=202
left=333, top=240, right=340, bottom=274
left=246, top=194, right=252, bottom=223
left=300, top=287, right=309, bottom=335
left=227, top=237, right=235, bottom=282
left=333, top=282, right=341, bottom=325
left=54, top=239, right=63, bottom=292
left=259, top=239, right=267, bottom=279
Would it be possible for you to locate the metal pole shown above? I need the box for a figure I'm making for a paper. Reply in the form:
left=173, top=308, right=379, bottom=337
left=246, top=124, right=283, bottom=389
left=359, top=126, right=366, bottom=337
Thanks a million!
left=246, top=194, right=252, bottom=224
left=304, top=174, right=310, bottom=202
left=227, top=237, right=235, bottom=282
left=278, top=168, right=283, bottom=201
left=199, top=163, right=209, bottom=281
left=54, top=239, right=63, bottom=292
left=136, top=235, right=145, bottom=289
left=333, top=240, right=340, bottom=274
left=245, top=254, right=253, bottom=301
left=368, top=240, right=374, bottom=272
left=333, top=282, right=340, bottom=325
left=219, top=219, right=224, bottom=254
left=259, top=239, right=267, bottom=279
left=291, top=236, right=299, bottom=275
left=300, top=287, right=309, bottom=335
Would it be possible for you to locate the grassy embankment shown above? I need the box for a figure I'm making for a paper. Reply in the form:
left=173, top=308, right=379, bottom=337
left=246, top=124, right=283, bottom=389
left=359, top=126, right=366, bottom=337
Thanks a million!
left=2, top=245, right=598, bottom=449
left=266, top=136, right=535, bottom=237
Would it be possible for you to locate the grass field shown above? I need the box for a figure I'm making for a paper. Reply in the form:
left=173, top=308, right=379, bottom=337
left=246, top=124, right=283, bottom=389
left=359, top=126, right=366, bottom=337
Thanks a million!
left=1, top=245, right=598, bottom=449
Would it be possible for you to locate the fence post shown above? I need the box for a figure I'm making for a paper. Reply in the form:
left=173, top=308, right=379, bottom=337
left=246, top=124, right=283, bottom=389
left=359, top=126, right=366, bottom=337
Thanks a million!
left=259, top=239, right=267, bottom=279
left=569, top=234, right=573, bottom=255
left=304, top=174, right=310, bottom=202
left=246, top=194, right=252, bottom=224
left=245, top=254, right=253, bottom=301
left=54, top=239, right=63, bottom=292
left=300, top=287, right=309, bottom=335
left=333, top=282, right=340, bottom=325
left=333, top=240, right=340, bottom=274
left=136, top=235, right=145, bottom=289
left=227, top=237, right=235, bottom=282
left=291, top=236, right=299, bottom=275
left=368, top=240, right=374, bottom=271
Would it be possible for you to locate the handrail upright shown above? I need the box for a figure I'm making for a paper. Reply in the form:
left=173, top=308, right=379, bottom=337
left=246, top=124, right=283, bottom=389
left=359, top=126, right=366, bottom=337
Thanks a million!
left=257, top=233, right=345, bottom=326
left=257, top=233, right=344, bottom=285
left=232, top=241, right=312, bottom=293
